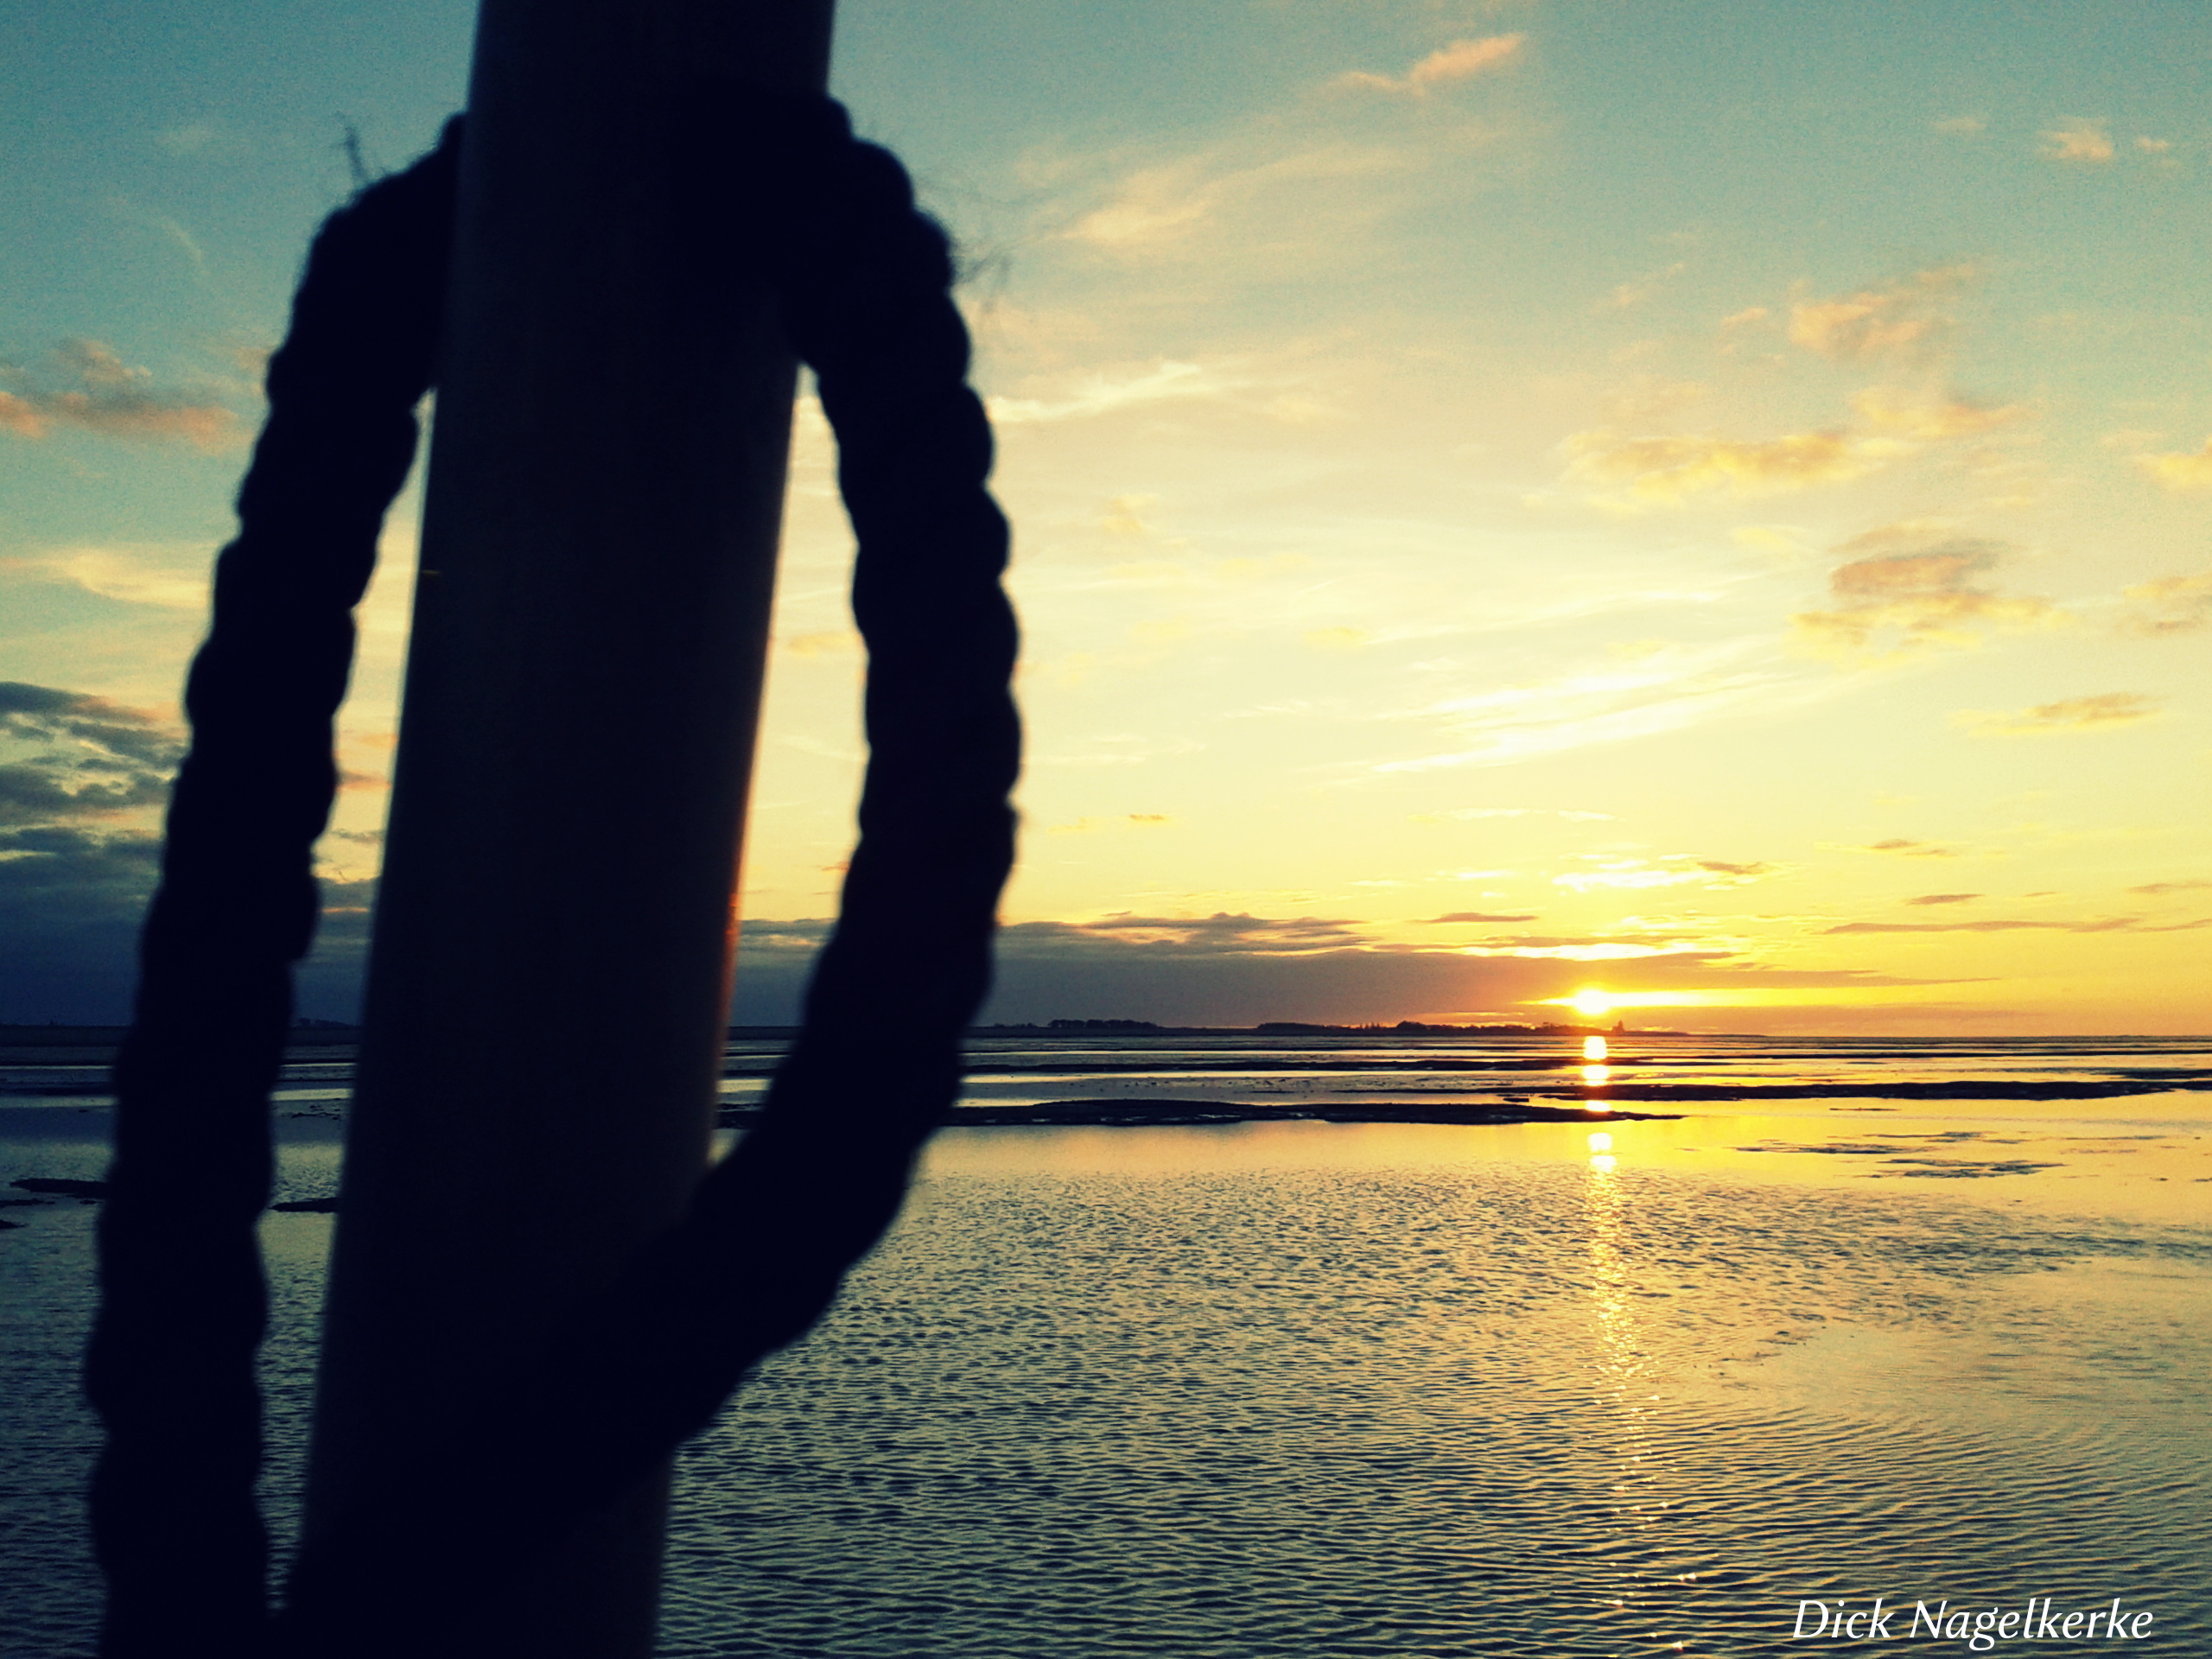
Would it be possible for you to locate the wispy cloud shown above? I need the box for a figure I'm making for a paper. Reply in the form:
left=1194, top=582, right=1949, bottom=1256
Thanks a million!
left=1052, top=912, right=1369, bottom=953
left=1334, top=35, right=1526, bottom=97
left=0, top=340, right=241, bottom=448
left=1788, top=265, right=1974, bottom=361
left=2038, top=121, right=2114, bottom=163
left=1826, top=915, right=2205, bottom=935
left=1551, top=855, right=1778, bottom=893
left=1375, top=640, right=1791, bottom=772
left=987, top=360, right=1221, bottom=425
left=1792, top=527, right=2057, bottom=656
left=1066, top=143, right=1412, bottom=256
left=8, top=544, right=211, bottom=611
left=1954, top=693, right=2161, bottom=736
left=1850, top=386, right=2029, bottom=440
left=1839, top=839, right=1959, bottom=858
left=1595, top=263, right=1688, bottom=314
left=1563, top=429, right=1874, bottom=504
left=1906, top=893, right=1981, bottom=906
left=1932, top=115, right=1986, bottom=137
left=1409, top=806, right=1616, bottom=823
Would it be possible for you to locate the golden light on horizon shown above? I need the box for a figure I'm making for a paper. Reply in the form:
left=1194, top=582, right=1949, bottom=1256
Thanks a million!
left=1569, top=988, right=1613, bottom=1019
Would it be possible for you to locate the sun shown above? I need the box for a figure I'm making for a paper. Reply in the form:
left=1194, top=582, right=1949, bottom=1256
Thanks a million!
left=1568, top=988, right=1613, bottom=1020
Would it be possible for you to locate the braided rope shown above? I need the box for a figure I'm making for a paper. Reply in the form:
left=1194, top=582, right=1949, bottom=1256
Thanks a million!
left=87, top=125, right=461, bottom=1659
left=91, top=97, right=1019, bottom=1658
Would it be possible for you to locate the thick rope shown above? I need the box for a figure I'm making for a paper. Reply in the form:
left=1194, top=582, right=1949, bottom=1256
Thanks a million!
left=275, top=102, right=1017, bottom=1654
left=86, top=125, right=461, bottom=1659
left=91, top=96, right=1018, bottom=1658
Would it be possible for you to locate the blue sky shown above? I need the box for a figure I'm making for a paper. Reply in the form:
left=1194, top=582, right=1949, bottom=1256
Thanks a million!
left=4, top=1, right=2209, bottom=1028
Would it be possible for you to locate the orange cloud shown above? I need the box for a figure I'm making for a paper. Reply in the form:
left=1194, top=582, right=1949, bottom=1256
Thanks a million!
left=1793, top=528, right=2058, bottom=655
left=2135, top=438, right=2212, bottom=492
left=2120, top=571, right=2212, bottom=635
left=1565, top=429, right=1872, bottom=504
left=1336, top=35, right=1525, bottom=95
left=1954, top=693, right=2161, bottom=737
left=1787, top=266, right=1974, bottom=361
left=0, top=339, right=240, bottom=449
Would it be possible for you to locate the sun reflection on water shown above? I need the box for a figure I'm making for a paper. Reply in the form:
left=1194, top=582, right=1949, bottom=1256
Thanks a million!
left=1582, top=1137, right=1694, bottom=1644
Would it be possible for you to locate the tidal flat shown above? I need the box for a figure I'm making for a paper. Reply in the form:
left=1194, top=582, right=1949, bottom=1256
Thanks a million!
left=3, top=1033, right=2207, bottom=1656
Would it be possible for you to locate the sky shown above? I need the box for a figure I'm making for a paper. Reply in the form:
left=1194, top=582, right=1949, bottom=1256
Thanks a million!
left=2, top=1, right=2208, bottom=1033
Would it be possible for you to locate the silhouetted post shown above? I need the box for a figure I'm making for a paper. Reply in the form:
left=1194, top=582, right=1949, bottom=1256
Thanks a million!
left=302, top=3, right=835, bottom=1655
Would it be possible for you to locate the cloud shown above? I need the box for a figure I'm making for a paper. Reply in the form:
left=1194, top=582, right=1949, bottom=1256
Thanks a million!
left=1842, top=839, right=1958, bottom=857
left=1422, top=912, right=1541, bottom=925
left=1906, top=893, right=1981, bottom=906
left=0, top=681, right=184, bottom=777
left=2038, top=122, right=2114, bottom=163
left=2130, top=880, right=2209, bottom=895
left=0, top=684, right=194, bottom=1018
left=1098, top=493, right=1158, bottom=535
left=1791, top=528, right=2058, bottom=655
left=1787, top=266, right=1974, bottom=361
left=2134, top=438, right=2212, bottom=492
left=1376, top=641, right=1790, bottom=772
left=1067, top=912, right=1369, bottom=951
left=11, top=544, right=211, bottom=611
left=1335, top=35, right=1526, bottom=96
left=1595, top=262, right=1688, bottom=313
left=0, top=339, right=241, bottom=448
left=1563, top=428, right=1874, bottom=504
left=986, top=360, right=1220, bottom=425
left=1065, top=143, right=1411, bottom=257
left=1953, top=693, right=2161, bottom=736
left=1382, top=640, right=1807, bottom=773
left=2136, top=137, right=2173, bottom=156
left=1824, top=915, right=2202, bottom=936
left=0, top=825, right=163, bottom=1020
left=1551, top=856, right=1775, bottom=893
left=1849, top=386, right=2029, bottom=440
left=1932, top=116, right=1986, bottom=137
left=1410, top=807, right=1616, bottom=823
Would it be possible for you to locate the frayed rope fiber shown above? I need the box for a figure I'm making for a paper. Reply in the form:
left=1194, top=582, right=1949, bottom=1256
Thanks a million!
left=88, top=96, right=1019, bottom=1659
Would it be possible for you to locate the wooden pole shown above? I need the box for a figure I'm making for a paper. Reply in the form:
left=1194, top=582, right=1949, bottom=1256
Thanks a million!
left=303, top=3, right=834, bottom=1654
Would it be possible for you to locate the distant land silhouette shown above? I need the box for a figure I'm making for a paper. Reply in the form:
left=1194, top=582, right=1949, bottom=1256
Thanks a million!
left=1, top=1015, right=1670, bottom=1055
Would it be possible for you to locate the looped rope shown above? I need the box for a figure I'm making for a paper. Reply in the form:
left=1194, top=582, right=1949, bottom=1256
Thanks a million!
left=89, top=97, right=1019, bottom=1659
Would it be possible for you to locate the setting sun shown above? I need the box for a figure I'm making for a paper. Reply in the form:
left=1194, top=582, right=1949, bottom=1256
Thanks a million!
left=1569, top=989, right=1612, bottom=1020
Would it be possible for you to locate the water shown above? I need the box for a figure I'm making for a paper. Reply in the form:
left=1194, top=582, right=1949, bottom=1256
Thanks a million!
left=3, top=1034, right=2208, bottom=1656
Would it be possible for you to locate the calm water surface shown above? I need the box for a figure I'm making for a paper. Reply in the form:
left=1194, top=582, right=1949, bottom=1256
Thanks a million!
left=3, top=1035, right=2207, bottom=1656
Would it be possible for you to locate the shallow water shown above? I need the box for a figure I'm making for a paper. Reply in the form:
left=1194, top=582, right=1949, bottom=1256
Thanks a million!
left=3, top=1038, right=2208, bottom=1656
